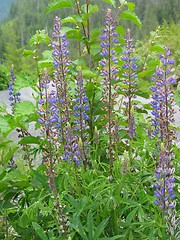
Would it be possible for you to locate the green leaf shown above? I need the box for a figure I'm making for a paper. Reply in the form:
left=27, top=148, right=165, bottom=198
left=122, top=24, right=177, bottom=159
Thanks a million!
left=18, top=136, right=40, bottom=145
left=32, top=222, right=49, bottom=240
left=120, top=10, right=142, bottom=28
left=102, top=0, right=116, bottom=8
left=94, top=218, right=109, bottom=239
left=116, top=26, right=126, bottom=36
left=126, top=207, right=138, bottom=225
left=149, top=45, right=164, bottom=53
left=65, top=29, right=82, bottom=40
left=126, top=2, right=135, bottom=11
left=72, top=215, right=88, bottom=240
left=29, top=30, right=50, bottom=46
left=87, top=211, right=94, bottom=240
left=62, top=16, right=76, bottom=24
left=86, top=82, right=98, bottom=99
left=14, top=75, right=35, bottom=91
left=82, top=70, right=96, bottom=78
left=0, top=115, right=12, bottom=135
left=4, top=146, right=19, bottom=165
left=101, top=236, right=126, bottom=240
left=46, top=0, right=73, bottom=13
left=23, top=49, right=34, bottom=58
left=14, top=101, right=35, bottom=116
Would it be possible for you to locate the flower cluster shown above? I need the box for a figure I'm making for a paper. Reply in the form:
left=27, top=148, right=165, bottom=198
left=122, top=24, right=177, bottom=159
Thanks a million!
left=151, top=47, right=176, bottom=213
left=99, top=9, right=119, bottom=177
left=122, top=29, right=138, bottom=97
left=63, top=72, right=89, bottom=167
left=151, top=46, right=175, bottom=145
left=38, top=70, right=60, bottom=149
left=8, top=66, right=21, bottom=114
left=52, top=16, right=71, bottom=133
left=99, top=8, right=119, bottom=101
left=63, top=123, right=81, bottom=165
left=122, top=29, right=138, bottom=139
left=154, top=145, right=176, bottom=213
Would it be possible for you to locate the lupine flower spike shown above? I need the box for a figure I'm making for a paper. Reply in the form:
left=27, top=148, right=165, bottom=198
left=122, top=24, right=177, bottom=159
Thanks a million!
left=100, top=9, right=119, bottom=178
left=122, top=29, right=138, bottom=140
left=38, top=70, right=69, bottom=235
left=151, top=46, right=175, bottom=149
left=52, top=16, right=71, bottom=144
left=151, top=46, right=176, bottom=236
left=8, top=66, right=21, bottom=114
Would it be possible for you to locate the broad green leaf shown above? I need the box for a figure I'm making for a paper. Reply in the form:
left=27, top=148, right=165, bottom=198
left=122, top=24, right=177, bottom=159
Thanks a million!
left=66, top=29, right=82, bottom=40
left=14, top=101, right=35, bottom=116
left=82, top=69, right=96, bottom=78
left=94, top=218, right=109, bottom=239
left=62, top=16, right=76, bottom=24
left=14, top=75, right=35, bottom=92
left=116, top=26, right=126, bottom=36
left=23, top=49, right=34, bottom=58
left=18, top=136, right=40, bottom=145
left=0, top=115, right=13, bottom=135
left=138, top=69, right=155, bottom=78
left=120, top=10, right=142, bottom=28
left=86, top=82, right=98, bottom=99
left=32, top=222, right=49, bottom=240
left=149, top=45, right=164, bottom=53
left=102, top=0, right=116, bottom=8
left=46, top=0, right=73, bottom=13
left=126, top=2, right=135, bottom=11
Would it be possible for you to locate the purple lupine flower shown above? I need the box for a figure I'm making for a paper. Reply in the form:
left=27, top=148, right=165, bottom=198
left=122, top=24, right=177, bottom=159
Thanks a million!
left=100, top=8, right=119, bottom=91
left=72, top=72, right=89, bottom=168
left=63, top=123, right=82, bottom=165
left=8, top=66, right=21, bottom=114
left=154, top=145, right=176, bottom=213
left=151, top=47, right=176, bottom=213
left=150, top=46, right=175, bottom=145
left=122, top=29, right=138, bottom=139
left=99, top=9, right=119, bottom=177
left=52, top=16, right=71, bottom=144
left=38, top=70, right=60, bottom=149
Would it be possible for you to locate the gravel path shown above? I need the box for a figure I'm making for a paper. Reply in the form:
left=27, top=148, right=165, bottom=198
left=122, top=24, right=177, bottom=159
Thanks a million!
left=0, top=87, right=180, bottom=147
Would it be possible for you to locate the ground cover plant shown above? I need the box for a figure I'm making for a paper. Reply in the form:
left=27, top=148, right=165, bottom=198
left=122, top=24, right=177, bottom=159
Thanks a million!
left=0, top=0, right=179, bottom=239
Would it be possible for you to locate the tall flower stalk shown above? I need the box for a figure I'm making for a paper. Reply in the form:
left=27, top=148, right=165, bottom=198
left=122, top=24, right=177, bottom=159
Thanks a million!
left=38, top=70, right=68, bottom=235
left=8, top=66, right=21, bottom=114
left=52, top=16, right=71, bottom=145
left=151, top=46, right=176, bottom=237
left=122, top=29, right=137, bottom=141
left=121, top=29, right=138, bottom=168
left=99, top=9, right=119, bottom=178
left=73, top=71, right=89, bottom=169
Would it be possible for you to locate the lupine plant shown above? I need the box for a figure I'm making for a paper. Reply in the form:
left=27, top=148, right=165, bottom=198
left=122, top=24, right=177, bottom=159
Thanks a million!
left=0, top=1, right=179, bottom=240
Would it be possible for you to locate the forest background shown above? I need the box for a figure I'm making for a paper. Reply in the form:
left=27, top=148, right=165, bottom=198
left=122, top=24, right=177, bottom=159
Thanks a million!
left=0, top=0, right=180, bottom=90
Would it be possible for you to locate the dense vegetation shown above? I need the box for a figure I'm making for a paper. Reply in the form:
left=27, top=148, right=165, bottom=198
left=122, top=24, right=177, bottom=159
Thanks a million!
left=0, top=0, right=180, bottom=239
